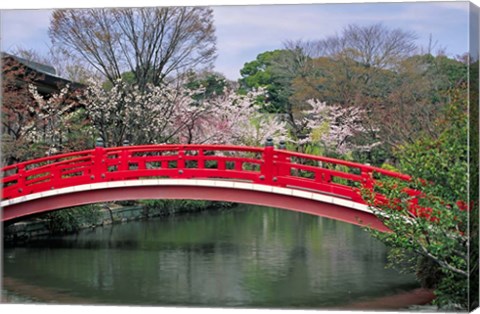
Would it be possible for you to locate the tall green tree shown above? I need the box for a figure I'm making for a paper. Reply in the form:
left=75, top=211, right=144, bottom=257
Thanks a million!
left=369, top=54, right=468, bottom=151
left=364, top=88, right=469, bottom=309
left=184, top=70, right=229, bottom=103
left=239, top=48, right=321, bottom=141
left=467, top=58, right=479, bottom=311
left=239, top=50, right=294, bottom=113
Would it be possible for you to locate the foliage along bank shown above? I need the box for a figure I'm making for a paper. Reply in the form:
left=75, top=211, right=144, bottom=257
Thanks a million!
left=4, top=200, right=234, bottom=243
left=362, top=88, right=471, bottom=310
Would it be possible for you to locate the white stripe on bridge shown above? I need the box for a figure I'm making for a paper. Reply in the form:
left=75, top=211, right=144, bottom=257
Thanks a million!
left=1, top=179, right=373, bottom=214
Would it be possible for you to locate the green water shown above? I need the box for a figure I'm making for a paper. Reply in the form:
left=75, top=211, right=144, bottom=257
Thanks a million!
left=2, top=205, right=418, bottom=308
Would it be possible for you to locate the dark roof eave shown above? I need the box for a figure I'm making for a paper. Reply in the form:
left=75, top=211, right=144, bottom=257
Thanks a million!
left=2, top=52, right=85, bottom=90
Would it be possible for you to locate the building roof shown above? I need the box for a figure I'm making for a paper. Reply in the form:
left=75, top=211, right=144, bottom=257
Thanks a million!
left=2, top=52, right=84, bottom=95
left=11, top=54, right=58, bottom=76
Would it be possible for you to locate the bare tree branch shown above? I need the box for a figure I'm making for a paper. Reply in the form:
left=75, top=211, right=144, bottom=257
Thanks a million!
left=49, top=7, right=216, bottom=88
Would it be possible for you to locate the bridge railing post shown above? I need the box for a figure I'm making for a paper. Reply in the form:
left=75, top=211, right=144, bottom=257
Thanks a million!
left=275, top=139, right=290, bottom=180
left=177, top=147, right=185, bottom=177
left=92, top=137, right=106, bottom=182
left=120, top=149, right=129, bottom=171
left=198, top=149, right=205, bottom=169
left=261, top=138, right=275, bottom=184
left=119, top=139, right=130, bottom=178
left=50, top=163, right=62, bottom=189
left=16, top=164, right=26, bottom=196
left=360, top=166, right=375, bottom=190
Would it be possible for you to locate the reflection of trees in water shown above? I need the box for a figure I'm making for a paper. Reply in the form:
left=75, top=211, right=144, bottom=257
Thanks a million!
left=3, top=205, right=417, bottom=307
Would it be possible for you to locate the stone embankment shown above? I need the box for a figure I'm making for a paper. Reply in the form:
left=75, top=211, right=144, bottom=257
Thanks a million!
left=4, top=201, right=232, bottom=243
left=4, top=204, right=145, bottom=242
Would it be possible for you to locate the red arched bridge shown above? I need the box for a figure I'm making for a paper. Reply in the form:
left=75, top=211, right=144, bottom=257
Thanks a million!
left=1, top=143, right=413, bottom=231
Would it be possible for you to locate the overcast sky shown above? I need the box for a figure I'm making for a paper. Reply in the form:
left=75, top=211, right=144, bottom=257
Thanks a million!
left=0, top=1, right=475, bottom=80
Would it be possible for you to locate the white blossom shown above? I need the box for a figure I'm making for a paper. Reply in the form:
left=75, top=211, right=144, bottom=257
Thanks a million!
left=299, top=99, right=380, bottom=155
left=80, top=79, right=287, bottom=147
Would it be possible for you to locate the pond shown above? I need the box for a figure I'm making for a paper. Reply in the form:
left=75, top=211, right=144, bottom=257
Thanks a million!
left=3, top=204, right=420, bottom=309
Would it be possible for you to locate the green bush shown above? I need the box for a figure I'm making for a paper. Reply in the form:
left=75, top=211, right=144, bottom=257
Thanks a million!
left=140, top=199, right=233, bottom=216
left=45, top=205, right=101, bottom=234
left=363, top=89, right=469, bottom=309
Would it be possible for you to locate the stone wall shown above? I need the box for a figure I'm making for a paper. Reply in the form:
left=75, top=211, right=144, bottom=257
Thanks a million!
left=4, top=204, right=147, bottom=243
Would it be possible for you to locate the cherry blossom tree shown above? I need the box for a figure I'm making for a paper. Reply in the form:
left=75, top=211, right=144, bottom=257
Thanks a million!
left=176, top=87, right=286, bottom=146
left=298, top=99, right=380, bottom=155
left=2, top=57, right=42, bottom=164
left=81, top=79, right=197, bottom=146
left=2, top=56, right=92, bottom=165
left=28, top=84, right=94, bottom=155
left=79, top=79, right=286, bottom=147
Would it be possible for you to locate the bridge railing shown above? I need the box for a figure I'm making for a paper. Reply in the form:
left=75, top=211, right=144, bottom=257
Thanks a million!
left=1, top=144, right=412, bottom=206
left=102, top=144, right=265, bottom=183
left=2, top=149, right=96, bottom=199
left=273, top=149, right=411, bottom=203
